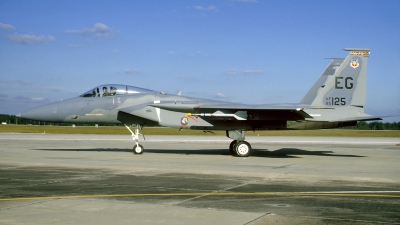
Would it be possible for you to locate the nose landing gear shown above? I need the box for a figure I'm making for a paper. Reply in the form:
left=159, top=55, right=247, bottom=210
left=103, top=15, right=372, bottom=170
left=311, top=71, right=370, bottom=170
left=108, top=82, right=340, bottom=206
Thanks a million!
left=125, top=124, right=145, bottom=154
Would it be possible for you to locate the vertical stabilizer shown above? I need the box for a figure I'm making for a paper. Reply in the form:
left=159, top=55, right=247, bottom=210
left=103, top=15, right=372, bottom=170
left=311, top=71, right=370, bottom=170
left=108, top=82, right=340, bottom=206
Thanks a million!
left=300, top=58, right=345, bottom=104
left=310, top=48, right=370, bottom=108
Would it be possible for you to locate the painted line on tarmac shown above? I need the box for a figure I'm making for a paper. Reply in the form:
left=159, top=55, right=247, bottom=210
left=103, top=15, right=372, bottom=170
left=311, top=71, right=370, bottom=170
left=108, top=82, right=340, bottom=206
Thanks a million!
left=1, top=191, right=400, bottom=202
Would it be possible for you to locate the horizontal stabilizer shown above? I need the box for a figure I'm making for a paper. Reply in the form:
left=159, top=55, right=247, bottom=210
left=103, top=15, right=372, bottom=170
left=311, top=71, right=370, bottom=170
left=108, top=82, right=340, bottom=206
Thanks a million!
left=326, top=113, right=400, bottom=122
left=312, top=116, right=383, bottom=122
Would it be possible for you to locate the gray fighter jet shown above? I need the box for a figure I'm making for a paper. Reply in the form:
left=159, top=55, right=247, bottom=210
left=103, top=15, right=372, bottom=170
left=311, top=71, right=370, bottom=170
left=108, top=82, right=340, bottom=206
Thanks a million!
left=19, top=48, right=382, bottom=157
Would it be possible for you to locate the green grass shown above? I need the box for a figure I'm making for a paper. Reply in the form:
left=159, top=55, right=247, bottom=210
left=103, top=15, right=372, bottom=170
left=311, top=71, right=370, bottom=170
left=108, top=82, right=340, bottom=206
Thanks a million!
left=1, top=125, right=399, bottom=137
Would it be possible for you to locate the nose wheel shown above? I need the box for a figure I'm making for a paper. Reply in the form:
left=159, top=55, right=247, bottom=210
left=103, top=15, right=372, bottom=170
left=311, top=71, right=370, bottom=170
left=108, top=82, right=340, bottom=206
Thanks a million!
left=125, top=124, right=145, bottom=154
left=133, top=144, right=144, bottom=154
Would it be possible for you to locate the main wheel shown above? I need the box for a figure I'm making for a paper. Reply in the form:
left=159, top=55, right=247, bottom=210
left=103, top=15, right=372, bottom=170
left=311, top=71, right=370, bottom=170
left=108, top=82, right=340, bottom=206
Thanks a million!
left=133, top=144, right=144, bottom=154
left=229, top=140, right=237, bottom=155
left=234, top=141, right=251, bottom=157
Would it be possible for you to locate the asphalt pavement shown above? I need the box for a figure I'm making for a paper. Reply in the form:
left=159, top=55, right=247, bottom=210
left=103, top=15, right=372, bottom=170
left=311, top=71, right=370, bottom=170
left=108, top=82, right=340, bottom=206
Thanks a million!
left=0, top=133, right=399, bottom=224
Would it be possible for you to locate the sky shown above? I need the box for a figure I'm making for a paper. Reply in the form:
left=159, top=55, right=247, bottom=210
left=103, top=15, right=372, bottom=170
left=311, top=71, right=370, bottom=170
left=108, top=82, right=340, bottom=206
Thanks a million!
left=0, top=0, right=399, bottom=122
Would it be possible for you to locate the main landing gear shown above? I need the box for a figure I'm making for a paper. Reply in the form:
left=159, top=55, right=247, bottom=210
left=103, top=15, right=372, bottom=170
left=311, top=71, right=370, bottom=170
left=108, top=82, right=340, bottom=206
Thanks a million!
left=123, top=127, right=252, bottom=157
left=227, top=130, right=252, bottom=157
left=125, top=124, right=145, bottom=154
left=229, top=140, right=252, bottom=157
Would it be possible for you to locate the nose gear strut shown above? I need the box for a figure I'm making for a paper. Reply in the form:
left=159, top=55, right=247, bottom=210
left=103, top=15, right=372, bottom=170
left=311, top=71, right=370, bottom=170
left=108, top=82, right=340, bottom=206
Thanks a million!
left=124, top=124, right=145, bottom=154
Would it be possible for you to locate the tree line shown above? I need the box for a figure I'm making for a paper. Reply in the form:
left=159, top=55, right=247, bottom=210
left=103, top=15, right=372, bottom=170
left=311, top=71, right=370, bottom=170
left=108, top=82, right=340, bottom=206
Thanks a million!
left=1, top=114, right=399, bottom=130
left=354, top=121, right=400, bottom=130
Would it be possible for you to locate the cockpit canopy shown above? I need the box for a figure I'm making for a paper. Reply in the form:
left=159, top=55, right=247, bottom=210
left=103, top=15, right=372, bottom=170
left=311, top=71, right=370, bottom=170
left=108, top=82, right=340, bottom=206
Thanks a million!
left=80, top=84, right=154, bottom=97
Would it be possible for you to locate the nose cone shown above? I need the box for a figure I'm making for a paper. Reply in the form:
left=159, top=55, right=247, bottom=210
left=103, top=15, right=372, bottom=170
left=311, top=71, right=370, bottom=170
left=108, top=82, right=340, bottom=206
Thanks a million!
left=20, top=102, right=59, bottom=122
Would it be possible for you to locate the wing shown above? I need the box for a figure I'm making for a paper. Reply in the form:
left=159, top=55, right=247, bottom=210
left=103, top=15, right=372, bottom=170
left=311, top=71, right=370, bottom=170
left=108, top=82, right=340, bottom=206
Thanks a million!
left=149, top=101, right=313, bottom=121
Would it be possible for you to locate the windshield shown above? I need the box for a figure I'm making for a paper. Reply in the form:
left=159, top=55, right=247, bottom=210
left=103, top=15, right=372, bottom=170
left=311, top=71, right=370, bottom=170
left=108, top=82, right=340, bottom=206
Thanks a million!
left=80, top=84, right=153, bottom=97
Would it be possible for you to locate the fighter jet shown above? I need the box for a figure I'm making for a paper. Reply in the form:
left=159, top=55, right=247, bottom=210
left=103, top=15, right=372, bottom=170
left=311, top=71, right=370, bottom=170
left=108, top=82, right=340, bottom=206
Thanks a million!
left=19, top=48, right=382, bottom=157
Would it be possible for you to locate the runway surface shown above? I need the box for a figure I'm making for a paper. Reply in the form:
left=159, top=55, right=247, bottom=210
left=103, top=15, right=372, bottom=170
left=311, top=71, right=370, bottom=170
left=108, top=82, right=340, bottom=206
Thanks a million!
left=0, top=133, right=399, bottom=224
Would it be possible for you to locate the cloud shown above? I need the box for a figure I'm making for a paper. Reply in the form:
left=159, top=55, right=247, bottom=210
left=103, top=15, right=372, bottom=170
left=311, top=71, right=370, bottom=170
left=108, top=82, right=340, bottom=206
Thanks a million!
left=125, top=69, right=140, bottom=74
left=193, top=5, right=219, bottom=12
left=14, top=96, right=31, bottom=101
left=0, top=79, right=33, bottom=88
left=16, top=79, right=32, bottom=86
left=31, top=97, right=45, bottom=101
left=0, top=23, right=15, bottom=30
left=215, top=92, right=228, bottom=98
left=168, top=51, right=175, bottom=54
left=188, top=51, right=210, bottom=58
left=227, top=69, right=238, bottom=75
left=68, top=44, right=81, bottom=48
left=227, top=69, right=262, bottom=75
left=7, top=34, right=55, bottom=44
left=65, top=23, right=117, bottom=39
left=178, top=75, right=196, bottom=81
left=50, top=87, right=61, bottom=92
left=0, top=93, right=8, bottom=99
left=14, top=96, right=49, bottom=102
left=244, top=70, right=262, bottom=75
left=230, top=0, right=259, bottom=2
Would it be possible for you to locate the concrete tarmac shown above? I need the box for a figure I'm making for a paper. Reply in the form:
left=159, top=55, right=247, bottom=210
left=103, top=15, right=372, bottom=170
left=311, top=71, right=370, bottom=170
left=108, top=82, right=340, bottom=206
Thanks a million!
left=0, top=133, right=399, bottom=224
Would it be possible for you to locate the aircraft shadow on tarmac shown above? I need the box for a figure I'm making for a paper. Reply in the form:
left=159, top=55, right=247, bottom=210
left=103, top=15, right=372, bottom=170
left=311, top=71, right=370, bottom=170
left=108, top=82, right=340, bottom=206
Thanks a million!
left=143, top=148, right=365, bottom=158
left=32, top=148, right=365, bottom=158
left=251, top=148, right=365, bottom=158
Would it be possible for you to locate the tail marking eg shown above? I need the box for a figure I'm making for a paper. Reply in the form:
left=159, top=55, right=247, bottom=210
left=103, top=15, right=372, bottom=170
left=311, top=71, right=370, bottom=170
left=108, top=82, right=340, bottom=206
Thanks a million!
left=310, top=48, right=370, bottom=108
